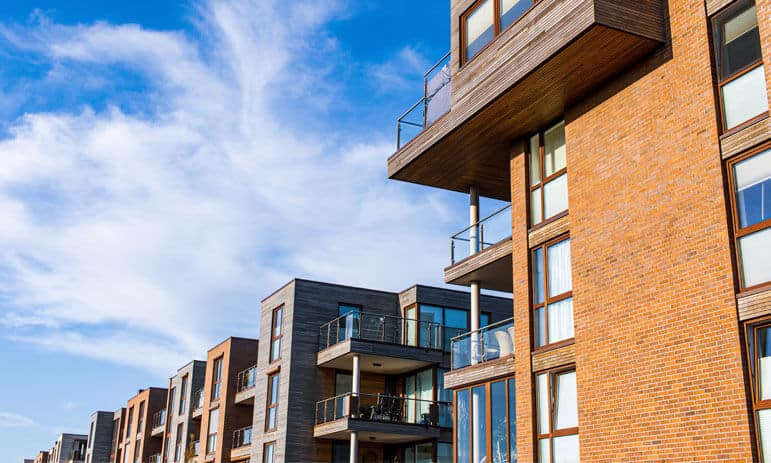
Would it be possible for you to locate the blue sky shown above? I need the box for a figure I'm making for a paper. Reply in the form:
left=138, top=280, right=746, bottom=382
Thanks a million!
left=0, top=1, right=506, bottom=460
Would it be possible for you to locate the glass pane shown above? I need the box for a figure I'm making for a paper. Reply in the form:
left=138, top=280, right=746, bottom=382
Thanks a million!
left=445, top=308, right=469, bottom=351
left=555, top=371, right=578, bottom=429
left=420, top=305, right=444, bottom=348
left=758, top=327, right=771, bottom=401
left=531, top=187, right=543, bottom=225
left=265, top=443, right=275, bottom=463
left=548, top=239, right=572, bottom=297
left=481, top=313, right=490, bottom=328
left=457, top=390, right=471, bottom=463
left=534, top=307, right=546, bottom=348
left=718, top=5, right=761, bottom=79
left=405, top=306, right=418, bottom=346
left=538, top=439, right=550, bottom=463
left=536, top=373, right=549, bottom=434
left=722, top=65, right=768, bottom=129
left=734, top=148, right=771, bottom=228
left=472, top=386, right=487, bottom=463
left=500, top=0, right=531, bottom=30
left=207, top=408, right=218, bottom=436
left=270, top=374, right=280, bottom=403
left=739, top=228, right=771, bottom=287
left=508, top=379, right=517, bottom=463
left=267, top=408, right=277, bottom=429
left=491, top=381, right=508, bottom=463
left=544, top=122, right=566, bottom=176
left=533, top=247, right=544, bottom=304
left=548, top=298, right=574, bottom=344
left=544, top=173, right=569, bottom=219
left=437, top=443, right=453, bottom=463
left=759, top=409, right=771, bottom=463
left=465, top=0, right=494, bottom=61
left=529, top=134, right=541, bottom=186
left=416, top=443, right=433, bottom=463
left=270, top=339, right=281, bottom=361
left=552, top=434, right=580, bottom=463
left=273, top=307, right=283, bottom=336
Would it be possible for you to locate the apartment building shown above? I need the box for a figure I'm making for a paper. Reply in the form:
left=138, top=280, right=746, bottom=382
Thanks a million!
left=109, top=409, right=127, bottom=463
left=33, top=451, right=49, bottom=463
left=249, top=279, right=511, bottom=463
left=157, top=360, right=207, bottom=463
left=86, top=411, right=116, bottom=463
left=198, top=337, right=259, bottom=463
left=387, top=0, right=771, bottom=461
left=48, top=434, right=88, bottom=463
left=117, top=388, right=168, bottom=463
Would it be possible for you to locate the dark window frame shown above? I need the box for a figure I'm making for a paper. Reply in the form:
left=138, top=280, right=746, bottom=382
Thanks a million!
left=211, top=356, right=224, bottom=401
left=265, top=371, right=281, bottom=432
left=269, top=305, right=284, bottom=363
left=531, top=234, right=574, bottom=350
left=179, top=375, right=188, bottom=416
left=454, top=376, right=516, bottom=463
left=535, top=366, right=579, bottom=463
left=263, top=441, right=276, bottom=463
left=460, top=0, right=540, bottom=65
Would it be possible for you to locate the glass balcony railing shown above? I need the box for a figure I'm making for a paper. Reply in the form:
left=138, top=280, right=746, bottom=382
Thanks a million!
left=192, top=440, right=200, bottom=456
left=147, top=454, right=161, bottom=463
left=396, top=52, right=451, bottom=149
left=451, top=318, right=515, bottom=370
left=318, top=312, right=465, bottom=352
left=451, top=204, right=512, bottom=264
left=151, top=409, right=166, bottom=429
left=314, top=393, right=452, bottom=428
left=192, top=388, right=204, bottom=412
left=236, top=365, right=257, bottom=393
left=232, top=426, right=252, bottom=449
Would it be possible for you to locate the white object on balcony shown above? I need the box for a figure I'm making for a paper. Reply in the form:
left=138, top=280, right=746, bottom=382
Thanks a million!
left=494, top=330, right=513, bottom=357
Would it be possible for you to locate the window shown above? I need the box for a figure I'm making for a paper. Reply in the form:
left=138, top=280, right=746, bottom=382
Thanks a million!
left=206, top=408, right=219, bottom=454
left=179, top=376, right=187, bottom=415
left=88, top=422, right=94, bottom=448
left=748, top=323, right=771, bottom=461
left=263, top=442, right=276, bottom=463
left=405, top=304, right=474, bottom=351
left=168, top=388, right=175, bottom=424
left=137, top=402, right=145, bottom=434
left=174, top=423, right=183, bottom=462
left=405, top=368, right=433, bottom=424
left=126, top=407, right=134, bottom=438
left=337, top=304, right=360, bottom=342
left=455, top=378, right=516, bottom=463
left=712, top=0, right=768, bottom=130
left=729, top=146, right=771, bottom=289
left=123, top=443, right=130, bottom=463
left=529, top=121, right=568, bottom=226
left=211, top=357, right=223, bottom=400
left=462, top=0, right=536, bottom=63
left=437, top=369, right=454, bottom=428
left=536, top=368, right=579, bottom=463
left=270, top=306, right=284, bottom=362
left=532, top=237, right=573, bottom=348
left=265, top=372, right=280, bottom=431
left=165, top=432, right=173, bottom=463
left=404, top=442, right=434, bottom=463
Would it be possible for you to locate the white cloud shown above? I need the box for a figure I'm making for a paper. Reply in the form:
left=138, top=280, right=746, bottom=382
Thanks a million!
left=0, top=0, right=458, bottom=375
left=368, top=46, right=432, bottom=91
left=0, top=412, right=35, bottom=428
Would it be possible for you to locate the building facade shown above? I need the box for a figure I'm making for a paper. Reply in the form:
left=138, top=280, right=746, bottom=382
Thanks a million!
left=86, top=411, right=116, bottom=463
left=117, top=388, right=168, bottom=463
left=158, top=360, right=207, bottom=463
left=387, top=0, right=771, bottom=461
left=49, top=434, right=88, bottom=463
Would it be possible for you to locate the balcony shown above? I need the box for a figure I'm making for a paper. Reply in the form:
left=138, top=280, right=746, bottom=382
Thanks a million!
left=150, top=410, right=166, bottom=436
left=396, top=52, right=451, bottom=149
left=234, top=365, right=257, bottom=405
left=314, top=393, right=448, bottom=443
left=230, top=426, right=252, bottom=460
left=147, top=454, right=161, bottom=463
left=191, top=388, right=204, bottom=419
left=388, top=0, right=667, bottom=200
left=445, top=318, right=516, bottom=389
left=446, top=204, right=512, bottom=292
left=317, top=313, right=465, bottom=374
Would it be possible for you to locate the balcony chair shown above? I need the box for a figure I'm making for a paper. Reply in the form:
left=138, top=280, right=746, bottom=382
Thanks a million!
left=494, top=330, right=513, bottom=358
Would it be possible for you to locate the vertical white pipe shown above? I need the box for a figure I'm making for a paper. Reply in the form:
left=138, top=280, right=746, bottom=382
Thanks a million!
left=349, top=431, right=358, bottom=463
left=470, top=280, right=481, bottom=365
left=350, top=354, right=360, bottom=463
left=469, top=185, right=480, bottom=254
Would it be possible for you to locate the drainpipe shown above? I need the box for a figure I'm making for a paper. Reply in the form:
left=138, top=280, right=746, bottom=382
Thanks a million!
left=469, top=185, right=481, bottom=365
left=350, top=354, right=360, bottom=463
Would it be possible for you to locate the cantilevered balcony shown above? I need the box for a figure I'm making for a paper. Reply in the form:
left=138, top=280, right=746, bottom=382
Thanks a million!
left=388, top=0, right=667, bottom=199
left=234, top=364, right=257, bottom=405
left=191, top=388, right=204, bottom=419
left=314, top=393, right=449, bottom=443
left=446, top=204, right=512, bottom=292
left=445, top=318, right=516, bottom=389
left=317, top=313, right=464, bottom=374
left=230, top=426, right=252, bottom=460
left=150, top=410, right=166, bottom=437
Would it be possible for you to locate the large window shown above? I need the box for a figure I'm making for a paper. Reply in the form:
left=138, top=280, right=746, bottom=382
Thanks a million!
left=747, top=322, right=771, bottom=462
left=462, top=0, right=536, bottom=63
left=532, top=237, right=574, bottom=348
left=713, top=0, right=768, bottom=131
left=536, top=368, right=579, bottom=463
left=211, top=357, right=223, bottom=400
left=405, top=369, right=434, bottom=424
left=263, top=442, right=276, bottom=463
left=337, top=304, right=361, bottom=342
left=729, top=146, right=771, bottom=290
left=265, top=372, right=280, bottom=431
left=179, top=376, right=187, bottom=415
left=456, top=378, right=516, bottom=463
left=174, top=423, right=183, bottom=462
left=404, top=304, right=481, bottom=351
left=270, top=306, right=284, bottom=362
left=167, top=388, right=175, bottom=424
left=137, top=402, right=145, bottom=434
left=529, top=121, right=568, bottom=227
left=206, top=408, right=218, bottom=454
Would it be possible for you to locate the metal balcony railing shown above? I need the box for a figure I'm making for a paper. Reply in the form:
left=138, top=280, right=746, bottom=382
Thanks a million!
left=236, top=365, right=257, bottom=393
left=396, top=52, right=451, bottom=149
left=451, top=204, right=512, bottom=264
left=232, top=426, right=252, bottom=449
left=192, top=440, right=200, bottom=456
left=451, top=318, right=515, bottom=370
left=147, top=454, right=161, bottom=463
left=151, top=409, right=166, bottom=429
left=192, top=388, right=204, bottom=411
left=314, top=393, right=452, bottom=428
left=319, top=312, right=464, bottom=352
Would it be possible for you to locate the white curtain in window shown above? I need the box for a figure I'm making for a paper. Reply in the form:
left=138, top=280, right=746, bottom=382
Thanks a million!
left=538, top=439, right=550, bottom=463
left=759, top=409, right=771, bottom=463
left=723, top=66, right=768, bottom=129
left=552, top=434, right=580, bottom=463
left=537, top=374, right=550, bottom=434
left=466, top=0, right=494, bottom=45
left=548, top=239, right=572, bottom=296
left=544, top=174, right=569, bottom=219
left=761, top=356, right=771, bottom=401
left=555, top=372, right=578, bottom=429
left=544, top=122, right=566, bottom=177
left=739, top=228, right=771, bottom=288
left=548, top=298, right=574, bottom=344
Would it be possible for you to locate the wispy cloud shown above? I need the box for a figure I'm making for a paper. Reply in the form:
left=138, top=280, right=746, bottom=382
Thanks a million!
left=0, top=412, right=35, bottom=428
left=367, top=46, right=432, bottom=90
left=0, top=0, right=455, bottom=375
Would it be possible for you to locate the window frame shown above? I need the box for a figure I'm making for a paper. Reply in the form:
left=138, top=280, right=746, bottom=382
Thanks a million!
left=711, top=0, right=768, bottom=133
left=535, top=366, right=579, bottom=463
left=726, top=142, right=771, bottom=292
left=527, top=121, right=568, bottom=229
left=205, top=407, right=219, bottom=454
left=211, top=357, right=223, bottom=401
left=745, top=319, right=771, bottom=462
left=263, top=441, right=276, bottom=463
left=460, top=0, right=539, bottom=65
left=531, top=234, right=574, bottom=350
left=265, top=371, right=281, bottom=432
left=269, top=305, right=284, bottom=363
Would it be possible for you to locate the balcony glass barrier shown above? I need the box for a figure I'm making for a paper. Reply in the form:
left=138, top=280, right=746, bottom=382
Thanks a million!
left=192, top=388, right=204, bottom=411
left=236, top=365, right=257, bottom=393
left=151, top=409, right=166, bottom=429
left=319, top=312, right=457, bottom=351
left=193, top=441, right=200, bottom=456
left=397, top=52, right=451, bottom=149
left=147, top=454, right=161, bottom=463
left=314, top=393, right=452, bottom=428
left=451, top=318, right=515, bottom=370
left=451, top=204, right=512, bottom=264
left=232, top=426, right=252, bottom=449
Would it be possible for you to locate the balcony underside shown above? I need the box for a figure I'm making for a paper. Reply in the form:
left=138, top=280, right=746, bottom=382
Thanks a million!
left=445, top=355, right=516, bottom=390
left=445, top=239, right=512, bottom=292
left=150, top=425, right=164, bottom=438
left=230, top=446, right=251, bottom=461
left=317, top=339, right=443, bottom=374
left=314, top=418, right=440, bottom=443
left=388, top=0, right=666, bottom=200
left=191, top=408, right=202, bottom=419
left=234, top=388, right=255, bottom=406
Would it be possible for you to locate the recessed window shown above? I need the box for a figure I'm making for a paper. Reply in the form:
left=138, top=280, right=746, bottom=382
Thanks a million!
left=712, top=0, right=768, bottom=130
left=729, top=146, right=771, bottom=289
left=746, top=323, right=771, bottom=461
left=455, top=378, right=516, bottom=463
left=263, top=442, right=276, bottom=463
left=174, top=423, right=183, bottom=462
left=529, top=122, right=568, bottom=226
left=179, top=376, right=187, bottom=415
left=206, top=408, right=218, bottom=454
left=211, top=357, right=223, bottom=400
left=136, top=402, right=145, bottom=434
left=270, top=306, right=284, bottom=363
left=532, top=237, right=573, bottom=348
left=536, top=368, right=579, bottom=463
left=265, top=372, right=280, bottom=431
left=462, top=0, right=537, bottom=63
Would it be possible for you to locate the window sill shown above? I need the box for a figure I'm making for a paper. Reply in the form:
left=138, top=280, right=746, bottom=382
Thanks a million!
left=532, top=338, right=575, bottom=355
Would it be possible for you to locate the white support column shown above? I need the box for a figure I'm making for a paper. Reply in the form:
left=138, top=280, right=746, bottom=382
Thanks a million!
left=470, top=280, right=481, bottom=365
left=469, top=185, right=480, bottom=254
left=350, top=431, right=359, bottom=463
left=350, top=354, right=360, bottom=463
left=469, top=185, right=482, bottom=366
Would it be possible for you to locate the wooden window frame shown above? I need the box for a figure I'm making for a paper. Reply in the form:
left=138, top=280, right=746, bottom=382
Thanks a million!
left=265, top=371, right=281, bottom=432
left=745, top=319, right=771, bottom=461
left=531, top=234, right=574, bottom=351
left=205, top=407, right=218, bottom=454
left=403, top=303, right=488, bottom=350
left=535, top=366, right=579, bottom=463
left=269, top=305, right=284, bottom=364
left=726, top=141, right=771, bottom=293
left=460, top=0, right=540, bottom=66
left=527, top=121, right=568, bottom=229
left=711, top=0, right=767, bottom=134
left=453, top=376, right=516, bottom=463
left=179, top=375, right=187, bottom=416
left=211, top=356, right=223, bottom=401
left=263, top=441, right=276, bottom=463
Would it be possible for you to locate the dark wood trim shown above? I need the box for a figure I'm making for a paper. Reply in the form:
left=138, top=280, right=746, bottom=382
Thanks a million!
left=269, top=305, right=284, bottom=364
left=721, top=112, right=770, bottom=139
left=459, top=0, right=540, bottom=67
left=531, top=233, right=572, bottom=349
left=264, top=371, right=280, bottom=432
left=534, top=366, right=578, bottom=463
